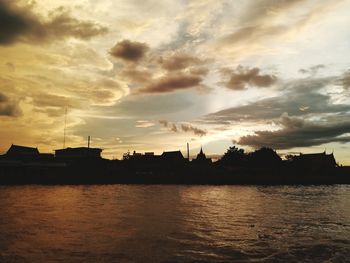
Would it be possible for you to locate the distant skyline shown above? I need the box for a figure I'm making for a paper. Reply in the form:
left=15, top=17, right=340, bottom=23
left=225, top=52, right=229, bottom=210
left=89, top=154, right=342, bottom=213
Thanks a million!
left=1, top=0, right=350, bottom=164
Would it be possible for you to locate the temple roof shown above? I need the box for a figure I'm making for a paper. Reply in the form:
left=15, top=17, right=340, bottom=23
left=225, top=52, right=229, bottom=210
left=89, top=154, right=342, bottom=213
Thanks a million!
left=161, top=151, right=184, bottom=160
left=6, top=144, right=39, bottom=155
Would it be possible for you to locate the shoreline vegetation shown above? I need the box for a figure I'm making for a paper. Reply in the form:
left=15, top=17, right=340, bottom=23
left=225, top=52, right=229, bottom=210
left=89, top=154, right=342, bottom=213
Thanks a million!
left=1, top=144, right=349, bottom=185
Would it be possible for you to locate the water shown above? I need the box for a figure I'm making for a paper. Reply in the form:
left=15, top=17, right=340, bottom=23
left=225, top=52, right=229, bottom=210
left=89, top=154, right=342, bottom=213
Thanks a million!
left=0, top=185, right=349, bottom=262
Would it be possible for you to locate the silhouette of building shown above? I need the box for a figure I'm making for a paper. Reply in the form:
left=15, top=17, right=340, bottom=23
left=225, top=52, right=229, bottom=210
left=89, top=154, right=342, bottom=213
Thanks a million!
left=7, top=144, right=39, bottom=156
left=293, top=152, right=337, bottom=170
left=192, top=147, right=212, bottom=165
left=4, top=144, right=54, bottom=162
left=127, top=151, right=160, bottom=162
left=55, top=147, right=102, bottom=160
left=161, top=151, right=186, bottom=164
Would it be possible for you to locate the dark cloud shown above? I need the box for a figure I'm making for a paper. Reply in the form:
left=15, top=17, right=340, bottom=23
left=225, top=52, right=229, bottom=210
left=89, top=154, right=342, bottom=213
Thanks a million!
left=159, top=119, right=169, bottom=127
left=137, top=74, right=202, bottom=94
left=160, top=54, right=201, bottom=71
left=181, top=124, right=206, bottom=137
left=339, top=70, right=350, bottom=89
left=205, top=77, right=348, bottom=124
left=238, top=114, right=350, bottom=149
left=159, top=119, right=178, bottom=132
left=190, top=67, right=209, bottom=76
left=110, top=40, right=149, bottom=62
left=0, top=92, right=22, bottom=117
left=299, top=64, right=325, bottom=75
left=203, top=73, right=350, bottom=149
left=170, top=123, right=178, bottom=132
left=279, top=112, right=304, bottom=128
left=0, top=1, right=29, bottom=44
left=0, top=1, right=108, bottom=45
left=221, top=65, right=277, bottom=90
left=159, top=120, right=206, bottom=136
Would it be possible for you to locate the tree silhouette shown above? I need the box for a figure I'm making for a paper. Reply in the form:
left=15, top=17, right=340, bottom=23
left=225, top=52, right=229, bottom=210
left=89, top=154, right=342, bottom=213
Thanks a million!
left=123, top=150, right=131, bottom=160
left=285, top=154, right=297, bottom=162
left=248, top=147, right=282, bottom=168
left=219, top=146, right=247, bottom=167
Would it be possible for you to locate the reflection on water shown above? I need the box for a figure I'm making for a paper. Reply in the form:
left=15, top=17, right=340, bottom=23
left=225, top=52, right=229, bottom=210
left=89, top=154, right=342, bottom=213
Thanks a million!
left=0, top=185, right=349, bottom=262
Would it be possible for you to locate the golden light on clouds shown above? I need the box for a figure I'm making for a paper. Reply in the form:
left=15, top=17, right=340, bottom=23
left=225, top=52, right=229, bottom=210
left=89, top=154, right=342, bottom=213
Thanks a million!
left=1, top=0, right=350, bottom=164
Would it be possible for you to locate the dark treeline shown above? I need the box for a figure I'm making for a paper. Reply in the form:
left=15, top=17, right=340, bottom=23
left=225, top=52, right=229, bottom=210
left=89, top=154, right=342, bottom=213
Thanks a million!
left=0, top=144, right=350, bottom=185
left=218, top=146, right=282, bottom=168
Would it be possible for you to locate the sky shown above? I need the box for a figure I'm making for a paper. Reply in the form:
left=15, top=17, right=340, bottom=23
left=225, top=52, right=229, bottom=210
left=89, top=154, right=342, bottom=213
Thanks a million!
left=1, top=0, right=350, bottom=164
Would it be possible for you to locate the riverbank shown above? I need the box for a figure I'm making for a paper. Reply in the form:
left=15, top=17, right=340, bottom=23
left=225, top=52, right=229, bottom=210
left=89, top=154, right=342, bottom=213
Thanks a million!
left=1, top=164, right=349, bottom=185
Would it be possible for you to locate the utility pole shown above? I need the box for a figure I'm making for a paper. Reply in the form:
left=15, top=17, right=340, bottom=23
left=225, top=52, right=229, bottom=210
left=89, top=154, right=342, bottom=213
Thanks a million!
left=63, top=107, right=67, bottom=149
left=187, top=142, right=190, bottom=161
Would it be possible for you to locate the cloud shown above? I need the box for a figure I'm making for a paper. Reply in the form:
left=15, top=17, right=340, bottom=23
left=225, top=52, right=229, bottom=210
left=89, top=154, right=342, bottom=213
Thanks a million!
left=170, top=123, right=178, bottom=132
left=159, top=119, right=169, bottom=127
left=159, top=119, right=177, bottom=132
left=239, top=0, right=306, bottom=26
left=0, top=1, right=30, bottom=45
left=0, top=2, right=108, bottom=45
left=299, top=64, right=325, bottom=75
left=238, top=114, right=350, bottom=149
left=219, top=25, right=286, bottom=47
left=135, top=120, right=155, bottom=128
left=108, top=93, right=192, bottom=118
left=190, top=67, right=209, bottom=76
left=108, top=41, right=210, bottom=96
left=5, top=62, right=15, bottom=72
left=339, top=70, right=350, bottom=90
left=120, top=68, right=153, bottom=83
left=109, top=40, right=149, bottom=62
left=214, top=0, right=338, bottom=60
left=32, top=93, right=79, bottom=108
left=159, top=120, right=206, bottom=136
left=221, top=65, right=277, bottom=90
left=201, top=70, right=350, bottom=150
left=160, top=54, right=201, bottom=71
left=39, top=8, right=108, bottom=41
left=0, top=92, right=22, bottom=117
left=181, top=123, right=206, bottom=136
left=279, top=112, right=304, bottom=128
left=137, top=74, right=202, bottom=93
left=204, top=76, right=349, bottom=124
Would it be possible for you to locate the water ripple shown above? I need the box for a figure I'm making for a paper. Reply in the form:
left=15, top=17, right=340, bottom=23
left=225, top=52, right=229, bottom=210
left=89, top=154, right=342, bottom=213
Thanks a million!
left=0, top=185, right=349, bottom=262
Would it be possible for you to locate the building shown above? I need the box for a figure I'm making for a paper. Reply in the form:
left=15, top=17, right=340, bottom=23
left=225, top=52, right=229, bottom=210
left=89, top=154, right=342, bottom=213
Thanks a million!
left=6, top=144, right=39, bottom=156
left=161, top=151, right=186, bottom=164
left=123, top=151, right=161, bottom=169
left=292, top=152, right=337, bottom=170
left=191, top=147, right=212, bottom=165
left=4, top=144, right=54, bottom=162
left=55, top=147, right=102, bottom=160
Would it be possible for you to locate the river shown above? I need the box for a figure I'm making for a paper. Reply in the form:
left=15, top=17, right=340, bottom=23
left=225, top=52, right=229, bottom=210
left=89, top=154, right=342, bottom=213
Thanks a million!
left=0, top=185, right=349, bottom=262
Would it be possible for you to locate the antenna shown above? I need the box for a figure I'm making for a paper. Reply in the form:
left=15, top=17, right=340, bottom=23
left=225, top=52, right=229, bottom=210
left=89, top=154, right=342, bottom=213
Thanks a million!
left=63, top=107, right=67, bottom=148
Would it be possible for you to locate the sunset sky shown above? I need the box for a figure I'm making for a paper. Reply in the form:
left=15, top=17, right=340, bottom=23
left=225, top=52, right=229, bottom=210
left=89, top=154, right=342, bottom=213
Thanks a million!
left=1, top=0, right=350, bottom=163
